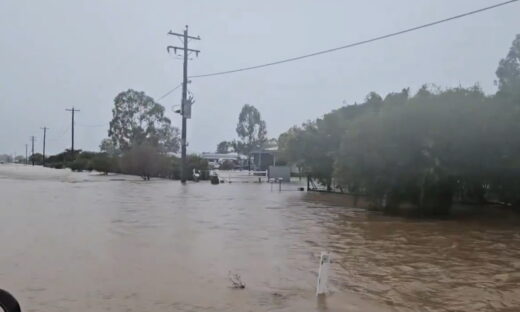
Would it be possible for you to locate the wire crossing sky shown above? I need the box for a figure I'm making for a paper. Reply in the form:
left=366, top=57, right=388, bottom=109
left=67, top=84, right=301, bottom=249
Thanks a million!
left=158, top=0, right=520, bottom=101
left=188, top=0, right=519, bottom=78
left=1, top=0, right=519, bottom=155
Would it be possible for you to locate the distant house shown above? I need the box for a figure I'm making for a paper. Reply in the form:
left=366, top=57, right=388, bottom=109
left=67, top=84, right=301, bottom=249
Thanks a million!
left=200, top=152, right=247, bottom=169
left=250, top=147, right=278, bottom=171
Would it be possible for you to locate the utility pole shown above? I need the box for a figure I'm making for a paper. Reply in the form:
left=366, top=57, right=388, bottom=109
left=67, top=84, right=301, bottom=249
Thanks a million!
left=25, top=144, right=28, bottom=165
left=41, top=126, right=49, bottom=166
left=167, top=25, right=200, bottom=183
left=30, top=136, right=35, bottom=166
left=65, top=107, right=80, bottom=156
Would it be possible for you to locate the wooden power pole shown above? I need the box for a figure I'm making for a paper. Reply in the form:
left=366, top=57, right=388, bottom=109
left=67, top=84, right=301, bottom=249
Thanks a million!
left=41, top=126, right=49, bottom=166
left=65, top=107, right=80, bottom=156
left=167, top=25, right=200, bottom=183
left=30, top=136, right=35, bottom=166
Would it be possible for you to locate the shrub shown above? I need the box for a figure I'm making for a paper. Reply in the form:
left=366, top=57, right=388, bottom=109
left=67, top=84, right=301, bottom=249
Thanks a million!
left=68, top=158, right=88, bottom=172
left=91, top=154, right=113, bottom=174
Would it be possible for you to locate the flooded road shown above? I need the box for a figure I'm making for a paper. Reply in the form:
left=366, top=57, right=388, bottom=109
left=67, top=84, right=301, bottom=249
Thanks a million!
left=1, top=164, right=519, bottom=312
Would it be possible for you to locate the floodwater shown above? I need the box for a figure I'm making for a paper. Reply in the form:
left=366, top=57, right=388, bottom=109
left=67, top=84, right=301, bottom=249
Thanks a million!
left=0, top=164, right=519, bottom=312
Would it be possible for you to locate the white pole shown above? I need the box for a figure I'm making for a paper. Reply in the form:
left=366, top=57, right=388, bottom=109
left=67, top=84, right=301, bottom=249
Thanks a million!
left=316, top=251, right=330, bottom=296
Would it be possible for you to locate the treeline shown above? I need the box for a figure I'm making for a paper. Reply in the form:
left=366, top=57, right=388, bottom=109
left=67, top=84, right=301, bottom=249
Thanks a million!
left=278, top=34, right=520, bottom=215
left=36, top=89, right=209, bottom=180
left=38, top=148, right=208, bottom=181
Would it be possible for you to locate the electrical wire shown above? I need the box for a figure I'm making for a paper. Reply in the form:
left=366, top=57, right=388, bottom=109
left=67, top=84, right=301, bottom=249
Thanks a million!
left=189, top=0, right=519, bottom=78
left=72, top=83, right=184, bottom=131
left=76, top=122, right=108, bottom=128
left=156, top=83, right=182, bottom=101
left=46, top=125, right=70, bottom=142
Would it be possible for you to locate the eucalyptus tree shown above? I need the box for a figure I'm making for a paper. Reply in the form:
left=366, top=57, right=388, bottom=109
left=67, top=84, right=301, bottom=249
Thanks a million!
left=235, top=104, right=267, bottom=169
left=108, top=89, right=180, bottom=153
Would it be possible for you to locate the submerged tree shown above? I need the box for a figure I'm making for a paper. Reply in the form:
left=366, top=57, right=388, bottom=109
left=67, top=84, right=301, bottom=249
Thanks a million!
left=91, top=153, right=113, bottom=175
left=119, top=144, right=162, bottom=180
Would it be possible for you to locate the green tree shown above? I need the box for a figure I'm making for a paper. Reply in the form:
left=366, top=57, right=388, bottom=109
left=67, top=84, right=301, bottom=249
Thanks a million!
left=236, top=104, right=267, bottom=169
left=29, top=153, right=44, bottom=165
left=216, top=141, right=232, bottom=153
left=91, top=153, right=113, bottom=175
left=230, top=140, right=245, bottom=154
left=14, top=155, right=25, bottom=163
left=119, top=144, right=162, bottom=180
left=496, top=34, right=520, bottom=99
left=279, top=71, right=520, bottom=215
left=278, top=126, right=306, bottom=179
left=99, top=138, right=117, bottom=156
left=0, top=154, right=13, bottom=163
left=108, top=89, right=180, bottom=153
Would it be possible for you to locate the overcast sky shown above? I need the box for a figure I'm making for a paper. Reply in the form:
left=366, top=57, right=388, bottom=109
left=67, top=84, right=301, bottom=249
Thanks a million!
left=1, top=0, right=519, bottom=156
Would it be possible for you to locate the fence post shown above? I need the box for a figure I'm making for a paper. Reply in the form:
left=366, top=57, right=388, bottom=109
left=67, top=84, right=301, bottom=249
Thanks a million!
left=316, top=251, right=330, bottom=296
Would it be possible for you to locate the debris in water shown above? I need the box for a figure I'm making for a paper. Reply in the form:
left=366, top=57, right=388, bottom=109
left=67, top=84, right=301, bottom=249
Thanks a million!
left=228, top=271, right=246, bottom=289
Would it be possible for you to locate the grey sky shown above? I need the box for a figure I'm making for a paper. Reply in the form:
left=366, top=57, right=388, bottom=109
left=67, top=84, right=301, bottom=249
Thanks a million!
left=1, top=0, right=519, bottom=156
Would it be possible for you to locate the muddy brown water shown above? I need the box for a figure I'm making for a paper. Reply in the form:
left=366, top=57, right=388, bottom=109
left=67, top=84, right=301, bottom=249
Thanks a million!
left=0, top=164, right=519, bottom=312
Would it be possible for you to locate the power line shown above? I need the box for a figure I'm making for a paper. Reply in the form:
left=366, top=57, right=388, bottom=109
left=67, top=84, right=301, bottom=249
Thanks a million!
left=76, top=122, right=108, bottom=128
left=44, top=87, right=180, bottom=138
left=156, top=83, right=182, bottom=101
left=157, top=1, right=518, bottom=99
left=189, top=0, right=519, bottom=78
left=47, top=125, right=70, bottom=142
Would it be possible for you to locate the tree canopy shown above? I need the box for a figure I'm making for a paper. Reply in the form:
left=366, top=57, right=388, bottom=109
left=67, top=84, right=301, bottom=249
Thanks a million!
left=108, top=89, right=180, bottom=153
left=236, top=104, right=267, bottom=155
left=216, top=141, right=233, bottom=153
left=496, top=34, right=520, bottom=99
left=278, top=34, right=520, bottom=214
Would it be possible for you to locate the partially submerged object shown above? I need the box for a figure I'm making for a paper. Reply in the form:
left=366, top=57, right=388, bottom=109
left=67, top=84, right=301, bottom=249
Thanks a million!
left=0, top=289, right=21, bottom=312
left=228, top=272, right=246, bottom=289
left=316, top=251, right=330, bottom=296
left=192, top=169, right=201, bottom=182
left=210, top=171, right=220, bottom=185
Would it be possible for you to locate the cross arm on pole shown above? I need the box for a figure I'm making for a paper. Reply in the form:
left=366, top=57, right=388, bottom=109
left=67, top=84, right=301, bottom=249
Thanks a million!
left=167, top=45, right=200, bottom=55
left=167, top=31, right=200, bottom=40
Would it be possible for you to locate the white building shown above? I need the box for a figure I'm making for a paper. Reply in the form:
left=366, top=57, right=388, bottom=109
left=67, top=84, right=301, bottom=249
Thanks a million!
left=200, top=152, right=247, bottom=169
